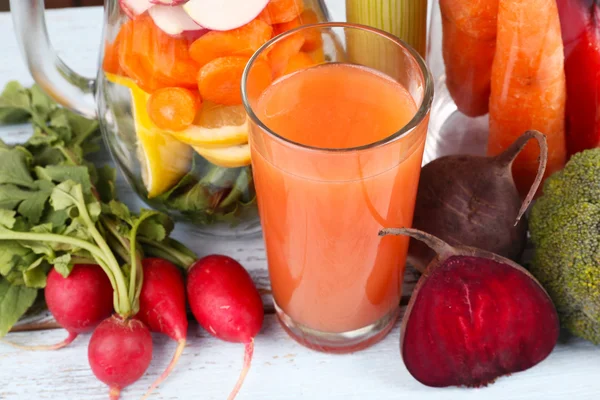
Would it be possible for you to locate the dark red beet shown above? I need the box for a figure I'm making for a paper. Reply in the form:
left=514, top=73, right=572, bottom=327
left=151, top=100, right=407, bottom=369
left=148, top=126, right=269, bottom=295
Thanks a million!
left=409, top=130, right=548, bottom=272
left=137, top=258, right=188, bottom=398
left=187, top=255, right=264, bottom=400
left=4, top=264, right=113, bottom=351
left=88, top=316, right=153, bottom=399
left=379, top=228, right=559, bottom=388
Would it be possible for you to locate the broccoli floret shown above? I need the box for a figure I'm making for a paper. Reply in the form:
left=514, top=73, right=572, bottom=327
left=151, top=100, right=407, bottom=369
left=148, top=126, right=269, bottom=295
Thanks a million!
left=529, top=149, right=600, bottom=344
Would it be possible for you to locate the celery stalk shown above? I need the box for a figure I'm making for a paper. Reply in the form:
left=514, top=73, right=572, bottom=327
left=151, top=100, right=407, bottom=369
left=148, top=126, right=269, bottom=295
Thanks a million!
left=346, top=0, right=428, bottom=58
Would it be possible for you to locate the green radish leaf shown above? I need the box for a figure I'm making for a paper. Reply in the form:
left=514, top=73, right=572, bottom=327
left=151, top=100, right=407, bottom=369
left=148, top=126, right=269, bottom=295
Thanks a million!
left=95, top=165, right=117, bottom=203
left=37, top=165, right=92, bottom=192
left=0, top=209, right=16, bottom=229
left=0, top=241, right=34, bottom=276
left=52, top=253, right=72, bottom=278
left=0, top=147, right=35, bottom=188
left=0, top=184, right=32, bottom=209
left=0, top=81, right=32, bottom=125
left=22, top=258, right=49, bottom=288
left=50, top=180, right=80, bottom=211
left=108, top=200, right=132, bottom=223
left=30, top=85, right=55, bottom=122
left=0, top=278, right=38, bottom=337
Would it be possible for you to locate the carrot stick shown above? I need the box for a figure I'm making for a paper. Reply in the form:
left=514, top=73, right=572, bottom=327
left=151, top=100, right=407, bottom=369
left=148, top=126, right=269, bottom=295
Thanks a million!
left=258, top=0, right=304, bottom=24
left=439, top=0, right=498, bottom=117
left=147, top=87, right=202, bottom=131
left=488, top=0, right=567, bottom=198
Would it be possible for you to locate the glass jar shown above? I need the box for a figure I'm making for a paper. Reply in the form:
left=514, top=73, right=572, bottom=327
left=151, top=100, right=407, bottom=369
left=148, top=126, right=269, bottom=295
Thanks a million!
left=10, top=0, right=333, bottom=238
left=426, top=0, right=579, bottom=197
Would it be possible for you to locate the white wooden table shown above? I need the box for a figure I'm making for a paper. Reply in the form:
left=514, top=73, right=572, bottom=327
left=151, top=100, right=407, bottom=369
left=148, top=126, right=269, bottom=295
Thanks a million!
left=0, top=6, right=599, bottom=400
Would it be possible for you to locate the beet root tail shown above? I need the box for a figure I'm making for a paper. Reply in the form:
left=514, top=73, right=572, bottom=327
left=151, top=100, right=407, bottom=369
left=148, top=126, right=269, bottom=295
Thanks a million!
left=0, top=331, right=78, bottom=351
left=227, top=340, right=255, bottom=400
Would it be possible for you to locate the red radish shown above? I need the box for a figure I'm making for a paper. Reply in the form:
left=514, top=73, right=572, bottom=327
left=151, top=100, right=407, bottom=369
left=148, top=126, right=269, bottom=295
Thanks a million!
left=183, top=0, right=270, bottom=31
left=3, top=264, right=113, bottom=351
left=119, top=0, right=153, bottom=19
left=149, top=4, right=204, bottom=36
left=88, top=316, right=153, bottom=400
left=187, top=255, right=264, bottom=400
left=136, top=258, right=188, bottom=398
left=150, top=0, right=188, bottom=5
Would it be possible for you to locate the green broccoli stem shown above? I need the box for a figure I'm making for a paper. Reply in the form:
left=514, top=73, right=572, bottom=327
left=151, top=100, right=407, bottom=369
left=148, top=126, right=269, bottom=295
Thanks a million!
left=138, top=237, right=196, bottom=270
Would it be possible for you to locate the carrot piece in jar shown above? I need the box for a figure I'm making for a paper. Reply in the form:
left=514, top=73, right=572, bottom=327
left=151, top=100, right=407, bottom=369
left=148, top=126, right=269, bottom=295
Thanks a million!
left=102, top=38, right=123, bottom=75
left=282, top=52, right=316, bottom=75
left=146, top=21, right=200, bottom=88
left=259, top=0, right=304, bottom=24
left=268, top=33, right=306, bottom=78
left=189, top=19, right=273, bottom=67
left=147, top=87, right=202, bottom=131
left=246, top=58, right=274, bottom=101
left=488, top=0, right=567, bottom=198
left=198, top=57, right=251, bottom=105
left=273, top=9, right=321, bottom=51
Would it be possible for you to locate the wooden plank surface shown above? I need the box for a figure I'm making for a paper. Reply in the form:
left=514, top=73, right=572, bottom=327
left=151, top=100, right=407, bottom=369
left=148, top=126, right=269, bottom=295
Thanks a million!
left=1, top=6, right=600, bottom=400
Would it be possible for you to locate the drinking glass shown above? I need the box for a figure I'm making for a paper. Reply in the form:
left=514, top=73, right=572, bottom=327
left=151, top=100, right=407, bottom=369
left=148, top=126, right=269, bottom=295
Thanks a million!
left=242, top=23, right=433, bottom=353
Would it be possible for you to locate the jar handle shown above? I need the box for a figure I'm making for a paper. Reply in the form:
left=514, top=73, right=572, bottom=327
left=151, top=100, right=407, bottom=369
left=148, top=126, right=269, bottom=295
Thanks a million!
left=10, top=0, right=97, bottom=119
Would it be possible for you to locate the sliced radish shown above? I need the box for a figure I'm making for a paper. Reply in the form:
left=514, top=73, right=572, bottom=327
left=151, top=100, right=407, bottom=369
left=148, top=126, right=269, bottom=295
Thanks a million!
left=149, top=0, right=189, bottom=5
left=183, top=0, right=270, bottom=31
left=149, top=5, right=204, bottom=36
left=119, top=0, right=153, bottom=18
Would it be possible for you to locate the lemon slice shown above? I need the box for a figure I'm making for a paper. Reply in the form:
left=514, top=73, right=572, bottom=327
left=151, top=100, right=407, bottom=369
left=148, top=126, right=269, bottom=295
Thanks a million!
left=105, top=73, right=192, bottom=198
left=170, top=101, right=250, bottom=148
left=192, top=144, right=251, bottom=168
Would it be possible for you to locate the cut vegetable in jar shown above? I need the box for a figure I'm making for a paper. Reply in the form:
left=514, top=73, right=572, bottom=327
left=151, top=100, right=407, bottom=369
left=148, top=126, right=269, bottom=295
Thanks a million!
left=170, top=102, right=249, bottom=147
left=119, top=0, right=153, bottom=18
left=259, top=0, right=304, bottom=24
left=193, top=143, right=251, bottom=168
left=106, top=73, right=193, bottom=197
left=183, top=0, right=270, bottom=31
left=274, top=9, right=322, bottom=51
left=147, top=87, right=202, bottom=131
left=189, top=19, right=273, bottom=67
left=439, top=0, right=499, bottom=117
left=150, top=0, right=188, bottom=5
left=488, top=0, right=567, bottom=198
left=282, top=52, right=316, bottom=75
left=379, top=228, right=559, bottom=388
left=268, top=33, right=306, bottom=78
left=149, top=5, right=204, bottom=36
left=198, top=56, right=251, bottom=105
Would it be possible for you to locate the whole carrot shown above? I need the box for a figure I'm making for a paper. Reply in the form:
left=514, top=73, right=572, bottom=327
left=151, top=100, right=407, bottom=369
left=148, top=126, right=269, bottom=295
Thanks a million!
left=488, top=0, right=567, bottom=198
left=440, top=0, right=499, bottom=117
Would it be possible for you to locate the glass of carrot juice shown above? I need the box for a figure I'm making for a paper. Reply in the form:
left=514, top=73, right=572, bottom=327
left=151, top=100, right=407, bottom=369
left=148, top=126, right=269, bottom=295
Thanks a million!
left=242, top=23, right=433, bottom=353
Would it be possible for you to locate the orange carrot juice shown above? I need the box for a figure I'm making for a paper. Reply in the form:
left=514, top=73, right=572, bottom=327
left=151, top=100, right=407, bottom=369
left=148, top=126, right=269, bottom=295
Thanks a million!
left=250, top=63, right=428, bottom=349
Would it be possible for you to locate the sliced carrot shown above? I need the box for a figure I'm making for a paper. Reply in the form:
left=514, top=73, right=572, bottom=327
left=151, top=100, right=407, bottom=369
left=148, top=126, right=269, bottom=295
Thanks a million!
left=282, top=52, right=316, bottom=75
left=268, top=33, right=306, bottom=78
left=147, top=87, right=202, bottom=132
left=273, top=9, right=322, bottom=52
left=258, top=0, right=304, bottom=24
left=246, top=58, right=274, bottom=101
left=488, top=0, right=567, bottom=198
left=440, top=0, right=499, bottom=117
left=146, top=20, right=200, bottom=88
left=198, top=56, right=251, bottom=105
left=102, top=38, right=123, bottom=75
left=189, top=19, right=273, bottom=67
left=118, top=20, right=164, bottom=92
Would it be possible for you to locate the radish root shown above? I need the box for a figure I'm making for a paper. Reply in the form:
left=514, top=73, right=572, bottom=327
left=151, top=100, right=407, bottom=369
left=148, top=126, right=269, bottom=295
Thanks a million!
left=228, top=340, right=255, bottom=400
left=0, top=331, right=78, bottom=351
left=142, top=339, right=186, bottom=400
left=109, top=386, right=120, bottom=400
